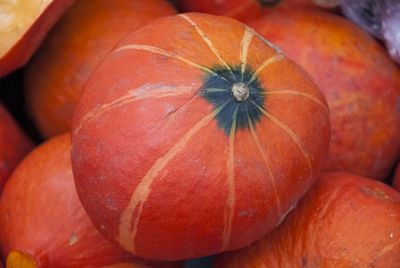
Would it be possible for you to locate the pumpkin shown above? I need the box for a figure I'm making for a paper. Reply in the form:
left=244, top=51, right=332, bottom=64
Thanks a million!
left=213, top=172, right=400, bottom=267
left=71, top=13, right=330, bottom=260
left=0, top=103, right=33, bottom=191
left=249, top=9, right=400, bottom=180
left=0, top=0, right=74, bottom=77
left=24, top=0, right=176, bottom=139
left=178, top=0, right=331, bottom=22
left=0, top=134, right=182, bottom=268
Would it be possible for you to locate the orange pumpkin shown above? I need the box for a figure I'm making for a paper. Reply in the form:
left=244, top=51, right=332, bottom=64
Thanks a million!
left=0, top=103, right=33, bottom=191
left=71, top=13, right=330, bottom=260
left=214, top=172, right=400, bottom=267
left=249, top=9, right=400, bottom=180
left=0, top=0, right=74, bottom=77
left=0, top=134, right=181, bottom=268
left=24, top=0, right=176, bottom=139
left=178, top=0, right=331, bottom=22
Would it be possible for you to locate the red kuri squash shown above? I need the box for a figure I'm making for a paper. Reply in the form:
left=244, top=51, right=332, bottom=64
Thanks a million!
left=71, top=13, right=330, bottom=260
left=214, top=172, right=400, bottom=267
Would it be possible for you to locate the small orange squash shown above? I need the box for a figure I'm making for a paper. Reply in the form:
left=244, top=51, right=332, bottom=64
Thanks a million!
left=71, top=13, right=330, bottom=260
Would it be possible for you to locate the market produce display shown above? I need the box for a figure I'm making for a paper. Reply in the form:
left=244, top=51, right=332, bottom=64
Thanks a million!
left=0, top=0, right=399, bottom=267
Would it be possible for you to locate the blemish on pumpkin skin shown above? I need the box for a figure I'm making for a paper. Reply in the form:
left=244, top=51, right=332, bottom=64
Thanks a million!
left=302, top=256, right=307, bottom=267
left=69, top=233, right=78, bottom=246
left=360, top=186, right=392, bottom=201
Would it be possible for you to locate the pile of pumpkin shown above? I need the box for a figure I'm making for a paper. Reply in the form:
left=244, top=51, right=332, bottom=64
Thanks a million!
left=0, top=0, right=400, bottom=267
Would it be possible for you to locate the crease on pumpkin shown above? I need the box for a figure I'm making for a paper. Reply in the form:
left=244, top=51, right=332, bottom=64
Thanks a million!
left=250, top=100, right=313, bottom=177
left=240, top=26, right=255, bottom=80
left=74, top=84, right=193, bottom=135
left=262, top=90, right=329, bottom=116
left=117, top=99, right=232, bottom=253
left=179, top=14, right=235, bottom=77
left=247, top=113, right=282, bottom=218
left=222, top=105, right=239, bottom=250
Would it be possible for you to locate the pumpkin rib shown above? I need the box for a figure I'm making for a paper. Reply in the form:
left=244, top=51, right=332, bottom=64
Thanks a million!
left=179, top=14, right=235, bottom=76
left=247, top=115, right=282, bottom=217
left=251, top=101, right=313, bottom=177
left=117, top=100, right=232, bottom=253
left=222, top=105, right=239, bottom=251
left=262, top=90, right=329, bottom=115
left=239, top=26, right=256, bottom=78
left=74, top=84, right=194, bottom=135
left=248, top=54, right=284, bottom=84
left=115, top=44, right=219, bottom=78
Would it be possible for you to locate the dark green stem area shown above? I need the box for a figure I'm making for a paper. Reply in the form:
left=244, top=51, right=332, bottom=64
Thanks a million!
left=200, top=65, right=266, bottom=136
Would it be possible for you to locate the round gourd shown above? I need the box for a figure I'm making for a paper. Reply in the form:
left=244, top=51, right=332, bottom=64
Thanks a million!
left=71, top=13, right=330, bottom=260
left=214, top=172, right=400, bottom=267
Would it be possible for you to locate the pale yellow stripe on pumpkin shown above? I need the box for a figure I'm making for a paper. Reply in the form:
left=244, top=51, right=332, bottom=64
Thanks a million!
left=250, top=100, right=313, bottom=177
left=115, top=44, right=215, bottom=75
left=240, top=26, right=255, bottom=79
left=222, top=105, right=239, bottom=250
left=117, top=99, right=232, bottom=253
left=263, top=90, right=329, bottom=116
left=74, top=84, right=193, bottom=135
left=247, top=116, right=282, bottom=217
left=179, top=14, right=234, bottom=75
left=248, top=54, right=284, bottom=84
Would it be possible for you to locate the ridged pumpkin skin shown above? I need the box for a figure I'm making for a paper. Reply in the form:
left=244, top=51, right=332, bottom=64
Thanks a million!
left=214, top=172, right=400, bottom=267
left=0, top=103, right=33, bottom=191
left=0, top=134, right=181, bottom=268
left=249, top=9, right=400, bottom=180
left=71, top=13, right=330, bottom=260
left=24, top=0, right=176, bottom=139
left=178, top=0, right=328, bottom=22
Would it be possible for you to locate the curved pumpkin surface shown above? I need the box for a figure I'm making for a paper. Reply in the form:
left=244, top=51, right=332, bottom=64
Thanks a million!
left=249, top=9, right=400, bottom=180
left=213, top=172, right=400, bottom=267
left=71, top=13, right=330, bottom=260
left=24, top=0, right=176, bottom=139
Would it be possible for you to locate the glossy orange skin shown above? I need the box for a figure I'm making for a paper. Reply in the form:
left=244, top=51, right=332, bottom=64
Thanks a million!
left=0, top=103, right=33, bottom=191
left=24, top=0, right=176, bottom=139
left=0, top=0, right=74, bottom=77
left=178, top=0, right=329, bottom=22
left=214, top=172, right=400, bottom=267
left=0, top=134, right=181, bottom=268
left=71, top=13, right=330, bottom=260
left=249, top=9, right=400, bottom=180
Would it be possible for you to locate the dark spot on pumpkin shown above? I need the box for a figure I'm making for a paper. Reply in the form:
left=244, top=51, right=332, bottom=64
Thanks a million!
left=258, top=0, right=282, bottom=7
left=302, top=256, right=307, bottom=267
left=200, top=64, right=265, bottom=136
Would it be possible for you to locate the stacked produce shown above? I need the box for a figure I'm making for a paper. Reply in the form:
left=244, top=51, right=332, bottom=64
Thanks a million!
left=0, top=0, right=399, bottom=267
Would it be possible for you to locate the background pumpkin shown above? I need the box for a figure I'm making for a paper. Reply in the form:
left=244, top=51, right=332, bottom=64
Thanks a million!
left=24, top=0, right=176, bottom=139
left=248, top=9, right=400, bottom=181
left=213, top=172, right=400, bottom=267
left=178, top=0, right=332, bottom=22
left=71, top=13, right=330, bottom=260
left=0, top=133, right=182, bottom=268
left=0, top=103, right=33, bottom=191
left=392, top=162, right=400, bottom=191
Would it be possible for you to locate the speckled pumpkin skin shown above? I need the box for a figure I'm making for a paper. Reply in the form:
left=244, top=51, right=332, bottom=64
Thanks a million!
left=249, top=9, right=400, bottom=180
left=71, top=13, right=330, bottom=260
left=24, top=0, right=176, bottom=139
left=213, top=172, right=400, bottom=267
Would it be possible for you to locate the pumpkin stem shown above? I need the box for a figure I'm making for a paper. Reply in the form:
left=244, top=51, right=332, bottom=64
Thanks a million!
left=232, top=83, right=250, bottom=101
left=6, top=250, right=39, bottom=268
